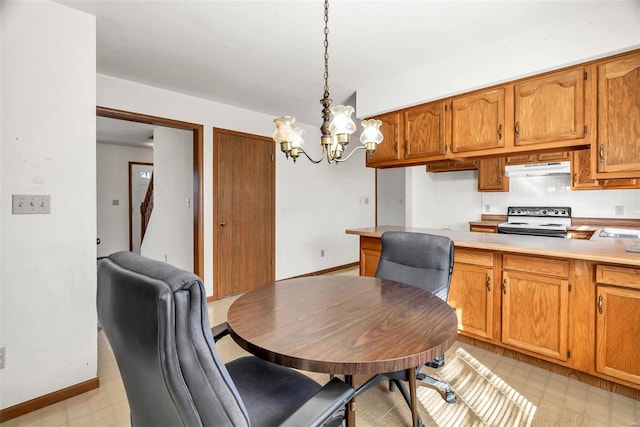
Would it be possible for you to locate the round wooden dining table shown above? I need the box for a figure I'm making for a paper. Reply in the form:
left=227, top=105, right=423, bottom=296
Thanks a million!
left=227, top=275, right=458, bottom=427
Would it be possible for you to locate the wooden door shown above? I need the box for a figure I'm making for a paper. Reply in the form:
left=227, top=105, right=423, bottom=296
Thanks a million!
left=448, top=263, right=494, bottom=340
left=214, top=129, right=275, bottom=298
left=514, top=67, right=586, bottom=146
left=596, top=51, right=640, bottom=178
left=596, top=285, right=640, bottom=385
left=404, top=101, right=447, bottom=159
left=366, top=111, right=402, bottom=166
left=451, top=87, right=506, bottom=154
left=502, top=271, right=569, bottom=361
left=477, top=158, right=509, bottom=192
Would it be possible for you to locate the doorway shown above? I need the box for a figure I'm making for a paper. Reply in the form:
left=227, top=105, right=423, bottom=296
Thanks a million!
left=97, top=106, right=204, bottom=279
left=213, top=129, right=275, bottom=298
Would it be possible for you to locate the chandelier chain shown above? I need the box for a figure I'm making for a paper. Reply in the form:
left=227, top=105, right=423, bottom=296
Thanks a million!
left=323, top=0, right=330, bottom=99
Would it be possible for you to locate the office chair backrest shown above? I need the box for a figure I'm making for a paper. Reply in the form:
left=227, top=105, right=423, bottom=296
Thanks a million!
left=97, top=251, right=250, bottom=427
left=375, top=231, right=455, bottom=301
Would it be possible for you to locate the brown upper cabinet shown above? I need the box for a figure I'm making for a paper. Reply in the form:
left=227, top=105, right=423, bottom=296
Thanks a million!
left=514, top=67, right=588, bottom=146
left=451, top=87, right=508, bottom=154
left=364, top=53, right=628, bottom=168
left=366, top=100, right=446, bottom=167
left=365, top=111, right=403, bottom=164
left=477, top=158, right=509, bottom=192
left=593, top=51, right=640, bottom=179
left=571, top=149, right=639, bottom=190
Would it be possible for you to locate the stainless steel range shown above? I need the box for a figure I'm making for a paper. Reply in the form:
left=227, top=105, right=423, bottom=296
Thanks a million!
left=498, top=207, right=571, bottom=238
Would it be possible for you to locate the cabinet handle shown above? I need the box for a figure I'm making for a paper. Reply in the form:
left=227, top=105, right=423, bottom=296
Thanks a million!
left=486, top=276, right=492, bottom=292
left=599, top=144, right=604, bottom=163
left=598, top=295, right=603, bottom=314
left=515, top=121, right=520, bottom=138
left=498, top=124, right=503, bottom=140
left=574, top=173, right=577, bottom=185
left=502, top=278, right=508, bottom=294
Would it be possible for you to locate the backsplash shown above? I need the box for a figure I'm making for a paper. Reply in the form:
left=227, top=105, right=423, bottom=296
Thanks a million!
left=481, top=175, right=640, bottom=218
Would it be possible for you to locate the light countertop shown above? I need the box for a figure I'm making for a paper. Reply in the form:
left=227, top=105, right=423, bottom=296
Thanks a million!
left=346, top=226, right=640, bottom=267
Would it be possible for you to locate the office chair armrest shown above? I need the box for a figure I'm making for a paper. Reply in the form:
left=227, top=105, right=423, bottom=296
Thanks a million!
left=280, top=377, right=355, bottom=427
left=211, top=322, right=230, bottom=342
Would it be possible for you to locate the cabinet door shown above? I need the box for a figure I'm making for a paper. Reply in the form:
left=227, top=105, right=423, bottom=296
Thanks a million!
left=502, top=271, right=569, bottom=361
left=515, top=67, right=586, bottom=146
left=359, top=236, right=381, bottom=277
left=405, top=101, right=447, bottom=159
left=596, top=285, right=640, bottom=385
left=366, top=112, right=402, bottom=166
left=477, top=158, right=509, bottom=192
left=571, top=149, right=600, bottom=189
left=572, top=149, right=639, bottom=190
left=451, top=88, right=506, bottom=153
left=596, top=51, right=640, bottom=177
left=448, top=264, right=494, bottom=340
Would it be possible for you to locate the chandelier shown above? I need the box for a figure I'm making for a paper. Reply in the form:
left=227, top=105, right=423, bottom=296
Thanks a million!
left=272, top=0, right=384, bottom=164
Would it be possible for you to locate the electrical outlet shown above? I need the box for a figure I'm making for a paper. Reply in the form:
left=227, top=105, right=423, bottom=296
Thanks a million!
left=0, top=347, right=5, bottom=369
left=320, top=249, right=325, bottom=258
left=484, top=204, right=491, bottom=212
left=615, top=205, right=624, bottom=215
left=12, top=194, right=51, bottom=214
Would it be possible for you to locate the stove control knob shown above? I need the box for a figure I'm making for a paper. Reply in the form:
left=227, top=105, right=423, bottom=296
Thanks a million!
left=554, top=210, right=559, bottom=214
left=542, top=210, right=547, bottom=214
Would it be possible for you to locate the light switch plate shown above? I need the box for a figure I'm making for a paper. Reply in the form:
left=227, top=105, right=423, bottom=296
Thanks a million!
left=12, top=194, right=51, bottom=214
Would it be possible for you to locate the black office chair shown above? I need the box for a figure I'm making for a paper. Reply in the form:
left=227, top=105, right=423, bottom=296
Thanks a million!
left=357, top=232, right=456, bottom=423
left=97, top=251, right=354, bottom=427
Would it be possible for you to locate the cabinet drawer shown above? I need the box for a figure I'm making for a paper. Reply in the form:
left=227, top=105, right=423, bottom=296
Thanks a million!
left=455, top=248, right=494, bottom=267
left=503, top=254, right=569, bottom=277
left=596, top=265, right=640, bottom=290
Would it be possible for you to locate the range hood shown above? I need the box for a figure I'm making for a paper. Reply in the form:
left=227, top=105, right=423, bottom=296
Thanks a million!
left=504, top=161, right=570, bottom=178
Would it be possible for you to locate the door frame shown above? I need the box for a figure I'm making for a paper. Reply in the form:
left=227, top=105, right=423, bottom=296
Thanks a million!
left=97, top=106, right=204, bottom=280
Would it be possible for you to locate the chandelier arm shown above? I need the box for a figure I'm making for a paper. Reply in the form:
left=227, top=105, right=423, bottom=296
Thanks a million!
left=297, top=146, right=327, bottom=164
left=333, top=146, right=369, bottom=163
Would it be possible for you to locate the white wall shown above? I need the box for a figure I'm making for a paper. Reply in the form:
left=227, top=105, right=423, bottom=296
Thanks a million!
left=357, top=1, right=640, bottom=118
left=97, top=74, right=376, bottom=291
left=1, top=0, right=96, bottom=409
left=96, top=143, right=152, bottom=257
left=407, top=168, right=482, bottom=231
left=140, top=127, right=193, bottom=271
left=376, top=168, right=406, bottom=226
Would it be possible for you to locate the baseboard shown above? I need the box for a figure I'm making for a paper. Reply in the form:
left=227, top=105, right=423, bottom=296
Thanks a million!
left=206, top=262, right=360, bottom=302
left=0, top=377, right=100, bottom=423
left=286, top=262, right=360, bottom=279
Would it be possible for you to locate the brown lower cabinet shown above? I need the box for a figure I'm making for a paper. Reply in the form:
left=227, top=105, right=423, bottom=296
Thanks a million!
left=356, top=235, right=640, bottom=394
left=448, top=248, right=496, bottom=341
left=595, top=265, right=640, bottom=385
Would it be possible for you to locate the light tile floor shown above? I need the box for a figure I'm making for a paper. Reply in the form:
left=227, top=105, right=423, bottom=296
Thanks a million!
left=3, top=268, right=640, bottom=426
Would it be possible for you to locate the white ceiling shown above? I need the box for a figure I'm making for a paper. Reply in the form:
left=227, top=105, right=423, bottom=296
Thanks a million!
left=59, top=0, right=613, bottom=133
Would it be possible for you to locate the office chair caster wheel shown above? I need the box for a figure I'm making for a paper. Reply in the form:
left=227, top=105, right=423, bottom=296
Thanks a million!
left=444, top=390, right=457, bottom=404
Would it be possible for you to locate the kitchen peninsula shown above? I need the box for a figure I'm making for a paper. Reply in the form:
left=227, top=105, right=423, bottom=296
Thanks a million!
left=346, top=226, right=640, bottom=399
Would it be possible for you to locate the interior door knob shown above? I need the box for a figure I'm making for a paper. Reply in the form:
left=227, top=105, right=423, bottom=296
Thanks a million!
left=219, top=221, right=227, bottom=226
left=97, top=237, right=101, bottom=245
